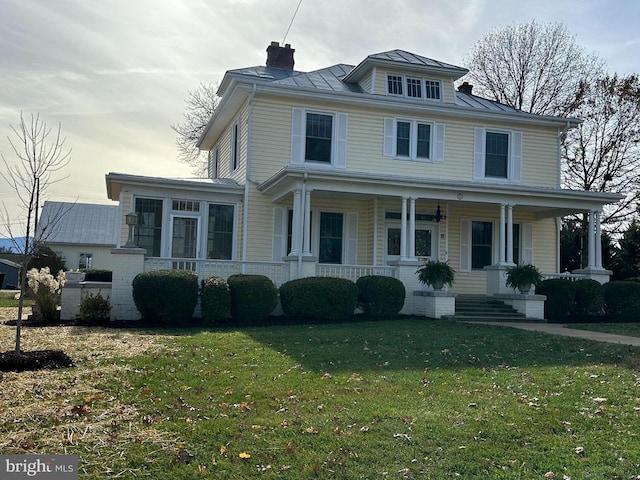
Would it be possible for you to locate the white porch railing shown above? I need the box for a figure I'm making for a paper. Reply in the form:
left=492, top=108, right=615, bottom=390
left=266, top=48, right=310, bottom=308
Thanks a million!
left=542, top=272, right=589, bottom=282
left=144, top=258, right=290, bottom=286
left=315, top=264, right=397, bottom=282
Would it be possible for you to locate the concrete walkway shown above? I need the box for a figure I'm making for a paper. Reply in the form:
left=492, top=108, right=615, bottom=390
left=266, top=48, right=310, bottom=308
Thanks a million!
left=476, top=322, right=640, bottom=347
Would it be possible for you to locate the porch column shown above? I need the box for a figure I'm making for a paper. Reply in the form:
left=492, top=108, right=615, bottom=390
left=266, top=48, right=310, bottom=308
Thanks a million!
left=499, top=204, right=506, bottom=265
left=587, top=210, right=596, bottom=268
left=595, top=210, right=603, bottom=269
left=400, top=197, right=408, bottom=259
left=506, top=204, right=514, bottom=265
left=290, top=189, right=302, bottom=256
left=303, top=189, right=312, bottom=256
left=409, top=197, right=416, bottom=259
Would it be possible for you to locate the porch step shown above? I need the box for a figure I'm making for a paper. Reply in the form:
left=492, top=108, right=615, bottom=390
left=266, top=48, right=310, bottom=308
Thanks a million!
left=443, top=295, right=534, bottom=322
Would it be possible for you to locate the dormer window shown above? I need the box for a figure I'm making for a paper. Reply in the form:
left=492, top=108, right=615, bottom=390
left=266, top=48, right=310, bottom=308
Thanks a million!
left=386, top=74, right=441, bottom=100
left=387, top=75, right=403, bottom=95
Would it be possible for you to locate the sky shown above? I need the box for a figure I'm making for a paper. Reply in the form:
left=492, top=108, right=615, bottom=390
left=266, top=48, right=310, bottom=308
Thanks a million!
left=0, top=0, right=638, bottom=238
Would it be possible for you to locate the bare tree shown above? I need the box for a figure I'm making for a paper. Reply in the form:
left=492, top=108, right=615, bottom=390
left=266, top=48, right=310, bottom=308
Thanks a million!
left=563, top=74, right=640, bottom=233
left=171, top=82, right=219, bottom=176
left=464, top=21, right=603, bottom=116
left=1, top=112, right=71, bottom=354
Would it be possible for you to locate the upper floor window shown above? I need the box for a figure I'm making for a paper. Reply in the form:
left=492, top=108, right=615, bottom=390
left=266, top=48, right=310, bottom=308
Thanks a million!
left=305, top=113, right=333, bottom=163
left=387, top=75, right=403, bottom=95
left=209, top=147, right=219, bottom=179
left=386, top=74, right=442, bottom=100
left=473, top=127, right=522, bottom=182
left=231, top=122, right=239, bottom=172
left=384, top=118, right=445, bottom=162
left=291, top=108, right=348, bottom=168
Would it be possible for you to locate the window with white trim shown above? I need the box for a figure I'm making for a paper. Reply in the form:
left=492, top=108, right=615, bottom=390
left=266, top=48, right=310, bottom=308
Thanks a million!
left=209, top=147, right=219, bottom=179
left=230, top=122, right=239, bottom=172
left=78, top=253, right=93, bottom=270
left=290, top=108, right=348, bottom=168
left=384, top=118, right=445, bottom=162
left=207, top=204, right=234, bottom=259
left=473, top=128, right=522, bottom=182
left=386, top=74, right=442, bottom=100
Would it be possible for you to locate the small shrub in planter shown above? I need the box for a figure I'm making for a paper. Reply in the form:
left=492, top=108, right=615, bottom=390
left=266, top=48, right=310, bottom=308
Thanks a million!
left=83, top=269, right=113, bottom=282
left=201, top=276, right=231, bottom=324
left=227, top=274, right=278, bottom=325
left=79, top=291, right=111, bottom=325
left=536, top=278, right=576, bottom=322
left=356, top=275, right=405, bottom=317
left=571, top=279, right=604, bottom=319
left=280, top=277, right=358, bottom=322
left=416, top=261, right=455, bottom=290
left=505, top=264, right=543, bottom=293
left=604, top=281, right=640, bottom=322
left=132, top=270, right=198, bottom=326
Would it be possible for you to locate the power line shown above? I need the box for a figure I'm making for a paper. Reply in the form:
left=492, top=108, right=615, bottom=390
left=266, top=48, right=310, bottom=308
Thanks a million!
left=282, top=0, right=303, bottom=45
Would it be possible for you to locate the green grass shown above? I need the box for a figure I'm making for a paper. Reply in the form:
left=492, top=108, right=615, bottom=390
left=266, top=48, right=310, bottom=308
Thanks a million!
left=0, top=291, right=33, bottom=307
left=4, top=319, right=640, bottom=479
left=568, top=322, right=640, bottom=337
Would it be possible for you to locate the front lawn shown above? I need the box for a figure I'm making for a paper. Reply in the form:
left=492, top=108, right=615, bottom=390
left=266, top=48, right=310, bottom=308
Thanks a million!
left=568, top=322, right=640, bottom=338
left=0, top=291, right=33, bottom=308
left=1, top=320, right=640, bottom=479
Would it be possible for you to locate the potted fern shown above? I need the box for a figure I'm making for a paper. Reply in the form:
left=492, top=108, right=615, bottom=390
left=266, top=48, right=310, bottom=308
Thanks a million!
left=417, top=260, right=455, bottom=290
left=505, top=264, right=543, bottom=294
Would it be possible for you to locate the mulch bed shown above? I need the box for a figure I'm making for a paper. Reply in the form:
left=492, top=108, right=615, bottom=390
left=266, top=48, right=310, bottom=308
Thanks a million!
left=0, top=349, right=75, bottom=372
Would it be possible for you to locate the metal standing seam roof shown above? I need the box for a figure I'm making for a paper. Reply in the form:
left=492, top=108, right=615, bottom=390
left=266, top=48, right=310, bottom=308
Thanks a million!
left=365, top=50, right=468, bottom=73
left=38, top=201, right=119, bottom=246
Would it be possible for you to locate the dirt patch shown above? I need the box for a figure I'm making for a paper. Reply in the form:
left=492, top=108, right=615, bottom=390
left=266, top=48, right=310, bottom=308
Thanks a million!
left=0, top=350, right=74, bottom=372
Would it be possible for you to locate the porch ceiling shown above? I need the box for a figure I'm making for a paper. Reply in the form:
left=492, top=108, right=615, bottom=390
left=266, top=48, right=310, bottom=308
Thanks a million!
left=258, top=166, right=622, bottom=219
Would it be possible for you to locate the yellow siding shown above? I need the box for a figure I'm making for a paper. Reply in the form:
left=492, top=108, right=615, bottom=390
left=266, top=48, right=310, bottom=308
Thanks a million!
left=244, top=185, right=275, bottom=261
left=358, top=73, right=372, bottom=94
left=249, top=95, right=560, bottom=188
left=215, top=104, right=248, bottom=183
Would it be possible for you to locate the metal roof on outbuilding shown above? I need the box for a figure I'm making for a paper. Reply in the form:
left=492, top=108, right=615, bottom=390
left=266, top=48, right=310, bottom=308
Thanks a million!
left=38, top=201, right=119, bottom=246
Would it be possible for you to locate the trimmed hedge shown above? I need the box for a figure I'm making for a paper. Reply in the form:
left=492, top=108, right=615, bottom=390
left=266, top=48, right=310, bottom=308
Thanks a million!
left=83, top=269, right=113, bottom=282
left=132, top=270, right=198, bottom=326
left=536, top=279, right=576, bottom=322
left=200, top=276, right=231, bottom=325
left=572, top=279, right=604, bottom=318
left=227, top=274, right=278, bottom=324
left=604, top=281, right=640, bottom=321
left=79, top=291, right=111, bottom=325
left=280, top=277, right=358, bottom=322
left=356, top=275, right=405, bottom=317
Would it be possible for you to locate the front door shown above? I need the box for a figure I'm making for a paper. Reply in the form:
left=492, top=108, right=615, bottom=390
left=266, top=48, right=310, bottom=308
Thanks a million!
left=385, top=222, right=438, bottom=263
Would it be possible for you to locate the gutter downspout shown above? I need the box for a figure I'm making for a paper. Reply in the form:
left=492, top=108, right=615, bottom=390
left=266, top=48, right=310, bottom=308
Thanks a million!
left=241, top=84, right=257, bottom=273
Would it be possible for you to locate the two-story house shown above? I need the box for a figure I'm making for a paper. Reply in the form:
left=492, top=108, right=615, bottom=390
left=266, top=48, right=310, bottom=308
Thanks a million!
left=104, top=42, right=619, bottom=319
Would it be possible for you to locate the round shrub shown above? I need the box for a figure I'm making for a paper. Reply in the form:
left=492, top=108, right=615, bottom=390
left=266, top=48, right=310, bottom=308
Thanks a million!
left=227, top=274, right=278, bottom=324
left=356, top=275, right=405, bottom=317
left=279, top=277, right=358, bottom=322
left=571, top=279, right=604, bottom=318
left=132, top=270, right=198, bottom=326
left=83, top=269, right=113, bottom=282
left=604, top=281, right=640, bottom=321
left=79, top=291, right=111, bottom=325
left=536, top=278, right=576, bottom=322
left=201, top=276, right=231, bottom=325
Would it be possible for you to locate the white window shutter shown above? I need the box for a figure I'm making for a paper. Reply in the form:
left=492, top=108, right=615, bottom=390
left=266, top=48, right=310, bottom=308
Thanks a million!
left=272, top=207, right=286, bottom=261
left=473, top=127, right=485, bottom=179
left=522, top=223, right=533, bottom=264
left=383, top=117, right=395, bottom=157
left=334, top=113, right=348, bottom=168
left=345, top=212, right=358, bottom=264
left=460, top=219, right=471, bottom=272
left=510, top=131, right=522, bottom=182
left=434, top=123, right=445, bottom=162
left=291, top=108, right=304, bottom=164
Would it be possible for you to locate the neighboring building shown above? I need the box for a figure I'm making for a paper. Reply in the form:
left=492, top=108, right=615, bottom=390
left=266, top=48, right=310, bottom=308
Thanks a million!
left=0, top=257, right=20, bottom=289
left=38, top=201, right=119, bottom=270
left=102, top=42, right=620, bottom=319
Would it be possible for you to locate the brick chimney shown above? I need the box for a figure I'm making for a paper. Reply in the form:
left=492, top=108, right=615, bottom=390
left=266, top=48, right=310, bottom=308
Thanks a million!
left=458, top=82, right=473, bottom=95
left=266, top=41, right=295, bottom=70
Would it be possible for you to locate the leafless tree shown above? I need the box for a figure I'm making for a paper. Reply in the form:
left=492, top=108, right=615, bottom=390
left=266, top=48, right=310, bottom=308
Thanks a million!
left=464, top=21, right=603, bottom=116
left=563, top=74, right=640, bottom=233
left=1, top=112, right=71, bottom=354
left=171, top=82, right=219, bottom=176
